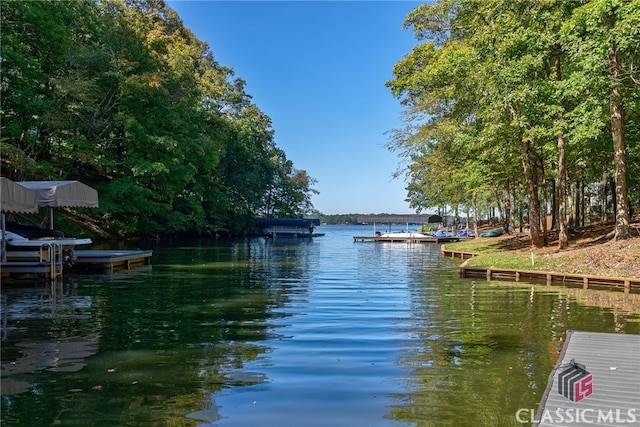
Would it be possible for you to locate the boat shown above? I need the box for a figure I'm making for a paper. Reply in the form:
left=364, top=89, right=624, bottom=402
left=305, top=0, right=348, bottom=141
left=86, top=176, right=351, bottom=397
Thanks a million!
left=378, top=231, right=430, bottom=239
left=4, top=221, right=92, bottom=267
left=479, top=229, right=504, bottom=238
left=2, top=180, right=98, bottom=268
left=435, top=229, right=452, bottom=238
left=457, top=229, right=475, bottom=237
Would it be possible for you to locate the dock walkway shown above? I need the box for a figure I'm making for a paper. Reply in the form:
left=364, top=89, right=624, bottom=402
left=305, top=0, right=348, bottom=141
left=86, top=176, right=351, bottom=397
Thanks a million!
left=534, top=331, right=640, bottom=426
left=353, top=235, right=460, bottom=243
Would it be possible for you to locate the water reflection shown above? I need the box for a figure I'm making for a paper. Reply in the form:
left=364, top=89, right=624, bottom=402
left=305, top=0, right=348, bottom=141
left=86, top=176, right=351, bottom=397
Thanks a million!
left=1, top=280, right=98, bottom=396
left=1, top=227, right=639, bottom=426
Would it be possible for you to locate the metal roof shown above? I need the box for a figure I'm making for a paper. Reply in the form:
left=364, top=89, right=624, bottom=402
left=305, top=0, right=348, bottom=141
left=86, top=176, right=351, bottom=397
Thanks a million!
left=534, top=330, right=640, bottom=426
left=356, top=214, right=442, bottom=224
left=256, top=218, right=320, bottom=227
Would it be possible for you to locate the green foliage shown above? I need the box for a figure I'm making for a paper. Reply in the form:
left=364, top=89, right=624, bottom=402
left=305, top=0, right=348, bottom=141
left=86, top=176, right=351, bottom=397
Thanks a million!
left=1, top=0, right=317, bottom=238
left=388, top=0, right=639, bottom=244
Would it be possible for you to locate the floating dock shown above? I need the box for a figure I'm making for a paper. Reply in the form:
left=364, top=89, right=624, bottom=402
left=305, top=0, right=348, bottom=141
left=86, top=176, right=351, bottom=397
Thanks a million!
left=353, top=235, right=460, bottom=243
left=534, top=331, right=640, bottom=426
left=73, top=250, right=152, bottom=274
left=0, top=260, right=59, bottom=276
left=1, top=249, right=152, bottom=279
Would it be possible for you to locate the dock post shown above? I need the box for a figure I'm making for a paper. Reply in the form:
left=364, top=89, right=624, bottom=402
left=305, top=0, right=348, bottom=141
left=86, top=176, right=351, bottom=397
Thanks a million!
left=486, top=269, right=492, bottom=281
left=624, top=280, right=630, bottom=294
left=583, top=277, right=589, bottom=290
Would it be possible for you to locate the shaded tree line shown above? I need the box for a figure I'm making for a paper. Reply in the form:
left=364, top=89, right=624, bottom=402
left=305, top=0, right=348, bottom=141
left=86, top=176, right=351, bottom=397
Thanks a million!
left=1, top=0, right=317, bottom=238
left=387, top=0, right=639, bottom=248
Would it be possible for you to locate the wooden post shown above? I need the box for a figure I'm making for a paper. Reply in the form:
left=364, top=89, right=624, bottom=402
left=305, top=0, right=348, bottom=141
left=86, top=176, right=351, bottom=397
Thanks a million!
left=546, top=274, right=552, bottom=286
left=486, top=269, right=492, bottom=281
left=583, top=277, right=589, bottom=290
left=624, top=280, right=630, bottom=294
left=515, top=271, right=520, bottom=282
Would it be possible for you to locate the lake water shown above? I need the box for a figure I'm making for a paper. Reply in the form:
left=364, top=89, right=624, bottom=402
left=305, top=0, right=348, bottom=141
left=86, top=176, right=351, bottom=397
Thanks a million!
left=2, top=225, right=639, bottom=426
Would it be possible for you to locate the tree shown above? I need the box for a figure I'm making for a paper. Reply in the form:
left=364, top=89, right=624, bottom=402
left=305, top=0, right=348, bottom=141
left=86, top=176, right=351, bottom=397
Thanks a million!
left=562, top=0, right=639, bottom=240
left=1, top=0, right=317, bottom=237
left=388, top=0, right=639, bottom=248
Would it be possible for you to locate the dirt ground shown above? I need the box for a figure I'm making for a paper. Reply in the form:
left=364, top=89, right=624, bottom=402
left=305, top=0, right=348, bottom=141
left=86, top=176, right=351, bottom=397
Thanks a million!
left=487, top=221, right=640, bottom=279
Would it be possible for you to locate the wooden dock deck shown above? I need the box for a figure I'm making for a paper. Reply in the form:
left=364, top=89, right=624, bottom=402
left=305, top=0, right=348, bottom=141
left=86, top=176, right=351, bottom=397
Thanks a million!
left=353, top=235, right=460, bottom=243
left=73, top=250, right=152, bottom=274
left=534, top=331, right=640, bottom=426
left=1, top=249, right=152, bottom=279
left=0, top=261, right=59, bottom=276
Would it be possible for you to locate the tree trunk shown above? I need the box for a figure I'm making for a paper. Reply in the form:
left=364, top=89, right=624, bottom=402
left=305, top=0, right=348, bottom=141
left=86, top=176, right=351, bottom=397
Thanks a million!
left=611, top=178, right=617, bottom=221
left=508, top=184, right=516, bottom=234
left=575, top=180, right=582, bottom=230
left=541, top=159, right=548, bottom=246
left=493, top=190, right=505, bottom=230
left=555, top=57, right=569, bottom=249
left=503, top=184, right=511, bottom=234
left=580, top=180, right=586, bottom=227
left=608, top=42, right=630, bottom=240
left=521, top=138, right=542, bottom=247
left=601, top=166, right=607, bottom=223
left=472, top=191, right=479, bottom=239
left=519, top=194, right=524, bottom=234
left=551, top=178, right=557, bottom=231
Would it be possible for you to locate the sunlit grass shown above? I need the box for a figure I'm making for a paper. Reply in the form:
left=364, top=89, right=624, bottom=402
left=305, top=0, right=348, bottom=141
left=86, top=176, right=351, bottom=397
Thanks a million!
left=445, top=240, right=584, bottom=274
left=445, top=238, right=639, bottom=279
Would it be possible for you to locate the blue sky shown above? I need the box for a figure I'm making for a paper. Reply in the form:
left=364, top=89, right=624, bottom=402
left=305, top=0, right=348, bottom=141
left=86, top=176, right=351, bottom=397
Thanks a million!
left=167, top=1, right=422, bottom=214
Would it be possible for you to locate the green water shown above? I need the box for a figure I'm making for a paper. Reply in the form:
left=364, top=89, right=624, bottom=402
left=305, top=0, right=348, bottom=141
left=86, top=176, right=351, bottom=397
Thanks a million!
left=2, top=225, right=639, bottom=426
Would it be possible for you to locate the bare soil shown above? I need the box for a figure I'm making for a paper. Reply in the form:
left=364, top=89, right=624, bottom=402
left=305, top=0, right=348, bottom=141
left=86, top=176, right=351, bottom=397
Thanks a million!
left=484, top=221, right=640, bottom=279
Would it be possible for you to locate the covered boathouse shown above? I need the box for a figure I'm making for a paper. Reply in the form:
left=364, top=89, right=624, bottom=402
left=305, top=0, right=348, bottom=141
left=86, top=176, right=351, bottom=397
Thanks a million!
left=356, top=214, right=443, bottom=225
left=257, top=218, right=322, bottom=238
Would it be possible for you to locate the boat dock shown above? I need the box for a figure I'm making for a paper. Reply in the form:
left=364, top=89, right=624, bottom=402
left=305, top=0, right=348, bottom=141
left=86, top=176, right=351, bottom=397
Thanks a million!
left=534, top=331, right=640, bottom=426
left=0, top=260, right=59, bottom=276
left=353, top=235, right=460, bottom=243
left=73, top=249, right=152, bottom=274
left=1, top=249, right=152, bottom=280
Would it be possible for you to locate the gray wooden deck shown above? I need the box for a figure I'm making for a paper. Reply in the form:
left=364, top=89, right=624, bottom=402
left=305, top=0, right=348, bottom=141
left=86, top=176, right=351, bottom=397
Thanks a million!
left=353, top=235, right=463, bottom=243
left=534, top=330, right=640, bottom=426
left=73, top=249, right=152, bottom=273
left=1, top=249, right=152, bottom=278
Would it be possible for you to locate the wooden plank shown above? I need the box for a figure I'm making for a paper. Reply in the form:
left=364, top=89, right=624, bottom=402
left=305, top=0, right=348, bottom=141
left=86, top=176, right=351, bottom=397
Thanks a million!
left=71, top=250, right=152, bottom=274
left=352, top=235, right=438, bottom=243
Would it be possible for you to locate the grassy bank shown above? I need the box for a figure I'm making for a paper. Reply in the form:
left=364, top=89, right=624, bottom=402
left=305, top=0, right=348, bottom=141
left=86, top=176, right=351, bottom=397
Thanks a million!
left=445, top=232, right=640, bottom=280
left=445, top=239, right=564, bottom=271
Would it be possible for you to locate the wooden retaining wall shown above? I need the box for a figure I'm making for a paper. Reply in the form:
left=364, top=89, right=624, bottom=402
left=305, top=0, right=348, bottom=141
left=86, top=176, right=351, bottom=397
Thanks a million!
left=441, top=247, right=640, bottom=294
